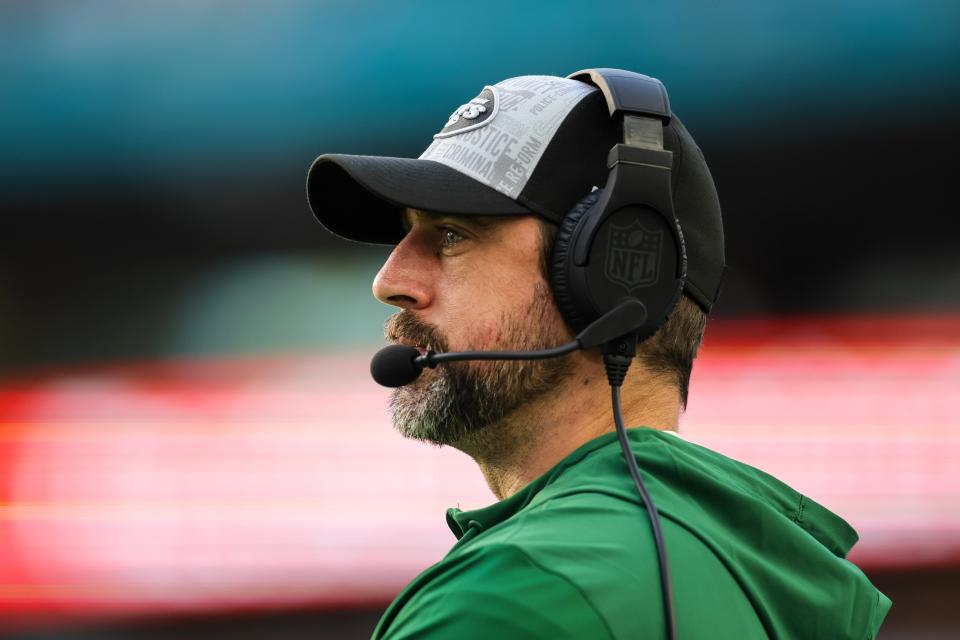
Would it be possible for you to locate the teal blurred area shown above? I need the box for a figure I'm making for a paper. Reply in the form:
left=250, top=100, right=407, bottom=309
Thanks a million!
left=14, top=252, right=394, bottom=363
left=3, top=0, right=960, bottom=183
left=1, top=0, right=959, bottom=370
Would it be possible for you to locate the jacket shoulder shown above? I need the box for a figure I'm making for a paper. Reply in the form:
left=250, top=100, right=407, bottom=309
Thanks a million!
left=379, top=543, right=613, bottom=640
left=473, top=490, right=769, bottom=639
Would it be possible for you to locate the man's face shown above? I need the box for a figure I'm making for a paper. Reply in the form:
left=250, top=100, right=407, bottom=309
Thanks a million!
left=373, top=209, right=575, bottom=449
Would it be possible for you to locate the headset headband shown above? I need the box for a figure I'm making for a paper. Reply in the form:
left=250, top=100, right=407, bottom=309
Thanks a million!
left=560, top=69, right=684, bottom=284
left=566, top=68, right=671, bottom=121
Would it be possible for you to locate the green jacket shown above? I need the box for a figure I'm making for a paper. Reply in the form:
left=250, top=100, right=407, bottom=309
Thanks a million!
left=372, top=428, right=891, bottom=639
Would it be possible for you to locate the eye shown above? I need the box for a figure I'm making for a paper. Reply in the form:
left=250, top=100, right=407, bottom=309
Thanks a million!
left=440, top=227, right=465, bottom=250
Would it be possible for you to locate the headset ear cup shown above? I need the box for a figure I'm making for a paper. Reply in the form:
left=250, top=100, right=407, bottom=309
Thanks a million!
left=550, top=189, right=603, bottom=333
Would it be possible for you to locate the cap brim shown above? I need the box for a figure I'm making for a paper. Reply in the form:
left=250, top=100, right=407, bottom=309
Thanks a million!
left=306, top=154, right=533, bottom=244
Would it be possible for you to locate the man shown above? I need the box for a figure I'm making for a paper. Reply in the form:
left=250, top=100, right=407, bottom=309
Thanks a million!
left=307, top=71, right=890, bottom=639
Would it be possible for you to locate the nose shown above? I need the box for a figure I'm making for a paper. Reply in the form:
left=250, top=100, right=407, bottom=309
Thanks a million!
left=372, top=234, right=434, bottom=310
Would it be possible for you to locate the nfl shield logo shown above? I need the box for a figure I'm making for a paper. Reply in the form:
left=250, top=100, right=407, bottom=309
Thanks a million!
left=605, top=221, right=663, bottom=289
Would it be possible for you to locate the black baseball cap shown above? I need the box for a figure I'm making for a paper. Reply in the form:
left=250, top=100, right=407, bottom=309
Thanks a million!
left=306, top=72, right=725, bottom=312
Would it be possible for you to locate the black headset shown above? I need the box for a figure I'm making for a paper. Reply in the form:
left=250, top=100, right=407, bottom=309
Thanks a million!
left=551, top=68, right=687, bottom=341
left=552, top=68, right=684, bottom=639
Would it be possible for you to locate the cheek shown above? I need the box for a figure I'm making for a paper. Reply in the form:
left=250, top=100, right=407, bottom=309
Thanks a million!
left=442, top=293, right=508, bottom=350
left=467, top=324, right=504, bottom=348
left=440, top=265, right=516, bottom=325
left=450, top=281, right=557, bottom=350
left=442, top=306, right=501, bottom=350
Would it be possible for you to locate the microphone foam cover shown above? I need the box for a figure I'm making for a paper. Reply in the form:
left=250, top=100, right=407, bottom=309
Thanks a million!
left=370, top=344, right=423, bottom=388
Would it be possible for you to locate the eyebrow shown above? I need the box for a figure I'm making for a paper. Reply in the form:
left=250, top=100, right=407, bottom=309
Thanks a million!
left=403, top=208, right=499, bottom=232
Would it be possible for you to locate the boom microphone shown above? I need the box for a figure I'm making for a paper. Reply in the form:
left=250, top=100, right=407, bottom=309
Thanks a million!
left=370, top=344, right=425, bottom=388
left=370, top=299, right=647, bottom=388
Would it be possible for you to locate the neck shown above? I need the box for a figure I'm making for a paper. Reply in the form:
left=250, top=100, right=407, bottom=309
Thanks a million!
left=453, top=353, right=681, bottom=501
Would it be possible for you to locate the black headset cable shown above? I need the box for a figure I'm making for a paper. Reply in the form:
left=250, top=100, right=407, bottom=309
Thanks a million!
left=605, top=338, right=677, bottom=640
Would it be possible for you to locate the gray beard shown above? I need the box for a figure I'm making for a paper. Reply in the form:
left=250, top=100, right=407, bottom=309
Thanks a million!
left=386, top=283, right=574, bottom=449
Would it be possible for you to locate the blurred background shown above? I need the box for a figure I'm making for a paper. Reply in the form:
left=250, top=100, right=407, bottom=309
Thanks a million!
left=1, top=1, right=958, bottom=638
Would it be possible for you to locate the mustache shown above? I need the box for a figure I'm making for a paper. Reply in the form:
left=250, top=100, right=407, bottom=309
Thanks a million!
left=384, top=310, right=450, bottom=353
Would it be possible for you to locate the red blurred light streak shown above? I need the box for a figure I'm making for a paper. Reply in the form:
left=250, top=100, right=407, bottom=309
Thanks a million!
left=0, top=314, right=957, bottom=631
